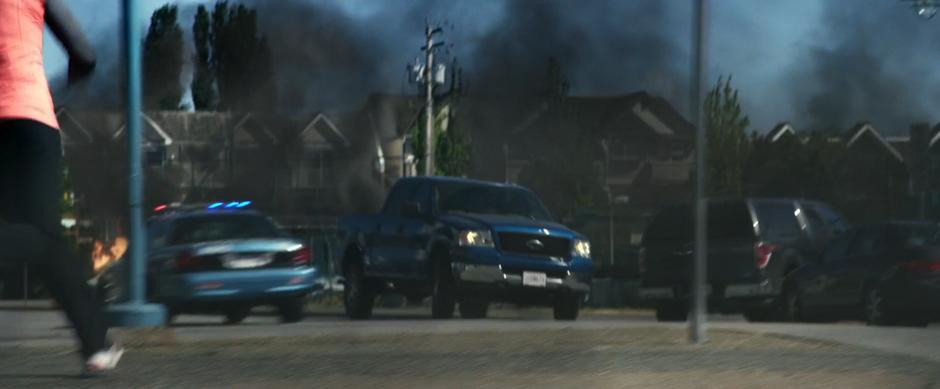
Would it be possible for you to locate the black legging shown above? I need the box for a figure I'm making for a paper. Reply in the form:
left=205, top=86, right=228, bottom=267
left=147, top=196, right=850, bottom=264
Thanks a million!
left=0, top=119, right=107, bottom=359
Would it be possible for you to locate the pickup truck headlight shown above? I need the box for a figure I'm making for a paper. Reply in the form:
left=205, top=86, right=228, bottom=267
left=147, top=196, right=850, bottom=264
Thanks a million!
left=458, top=230, right=495, bottom=248
left=572, top=239, right=591, bottom=258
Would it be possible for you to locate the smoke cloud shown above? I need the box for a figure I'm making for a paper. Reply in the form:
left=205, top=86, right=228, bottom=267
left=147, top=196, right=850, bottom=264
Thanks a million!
left=55, top=1, right=688, bottom=115
left=793, top=0, right=940, bottom=134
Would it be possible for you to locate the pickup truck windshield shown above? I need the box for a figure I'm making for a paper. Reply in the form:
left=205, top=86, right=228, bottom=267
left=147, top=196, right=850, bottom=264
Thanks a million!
left=644, top=202, right=754, bottom=243
left=169, top=214, right=285, bottom=245
left=437, top=183, right=553, bottom=222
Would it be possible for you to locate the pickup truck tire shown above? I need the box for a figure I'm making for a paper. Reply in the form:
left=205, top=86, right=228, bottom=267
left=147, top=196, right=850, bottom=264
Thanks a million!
left=278, top=297, right=305, bottom=323
left=655, top=304, right=687, bottom=322
left=781, top=284, right=803, bottom=322
left=344, top=261, right=376, bottom=320
left=431, top=260, right=456, bottom=319
left=459, top=300, right=489, bottom=319
left=553, top=294, right=581, bottom=321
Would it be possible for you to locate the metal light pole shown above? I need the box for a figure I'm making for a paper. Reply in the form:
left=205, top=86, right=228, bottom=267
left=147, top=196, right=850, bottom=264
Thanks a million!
left=106, top=0, right=166, bottom=327
left=690, top=0, right=709, bottom=344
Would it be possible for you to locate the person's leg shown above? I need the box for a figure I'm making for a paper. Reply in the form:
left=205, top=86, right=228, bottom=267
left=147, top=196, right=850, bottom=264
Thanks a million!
left=0, top=123, right=46, bottom=263
left=0, top=120, right=107, bottom=359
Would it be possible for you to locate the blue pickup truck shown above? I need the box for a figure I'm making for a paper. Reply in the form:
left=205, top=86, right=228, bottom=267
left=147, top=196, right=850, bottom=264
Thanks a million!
left=338, top=177, right=593, bottom=320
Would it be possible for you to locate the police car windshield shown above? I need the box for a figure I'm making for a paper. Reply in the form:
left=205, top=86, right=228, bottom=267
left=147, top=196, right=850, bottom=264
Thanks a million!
left=169, top=214, right=285, bottom=245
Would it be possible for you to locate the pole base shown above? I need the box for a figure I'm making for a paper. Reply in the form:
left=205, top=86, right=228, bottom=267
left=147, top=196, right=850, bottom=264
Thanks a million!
left=105, top=303, right=166, bottom=328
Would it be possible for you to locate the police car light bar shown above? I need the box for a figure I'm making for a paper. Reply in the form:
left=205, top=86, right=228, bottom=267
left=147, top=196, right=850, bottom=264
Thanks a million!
left=153, top=204, right=168, bottom=212
left=207, top=201, right=251, bottom=210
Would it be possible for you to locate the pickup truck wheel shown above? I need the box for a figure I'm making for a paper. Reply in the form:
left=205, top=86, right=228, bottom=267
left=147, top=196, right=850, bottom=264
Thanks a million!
left=864, top=287, right=897, bottom=326
left=655, top=304, right=687, bottom=322
left=278, top=297, right=306, bottom=323
left=553, top=294, right=581, bottom=321
left=459, top=300, right=489, bottom=319
left=431, top=261, right=456, bottom=319
left=781, top=284, right=803, bottom=322
left=344, top=261, right=375, bottom=320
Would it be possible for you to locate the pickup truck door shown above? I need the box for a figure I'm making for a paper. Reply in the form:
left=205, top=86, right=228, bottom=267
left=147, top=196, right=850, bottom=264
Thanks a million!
left=394, top=182, right=434, bottom=279
left=367, top=181, right=414, bottom=277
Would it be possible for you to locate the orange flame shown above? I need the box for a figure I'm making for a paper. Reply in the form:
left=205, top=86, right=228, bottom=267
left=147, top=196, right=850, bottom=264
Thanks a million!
left=92, top=236, right=128, bottom=274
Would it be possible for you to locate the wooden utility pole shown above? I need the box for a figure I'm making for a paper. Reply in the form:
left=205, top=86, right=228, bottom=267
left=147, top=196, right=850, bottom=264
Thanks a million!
left=422, top=24, right=443, bottom=176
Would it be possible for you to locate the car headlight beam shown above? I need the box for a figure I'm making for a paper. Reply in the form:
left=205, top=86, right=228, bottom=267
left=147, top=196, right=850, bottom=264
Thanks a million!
left=458, top=230, right=495, bottom=248
left=573, top=239, right=591, bottom=258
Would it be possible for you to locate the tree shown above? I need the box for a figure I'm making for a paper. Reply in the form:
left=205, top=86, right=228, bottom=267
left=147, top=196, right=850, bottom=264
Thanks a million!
left=434, top=107, right=471, bottom=177
left=190, top=2, right=276, bottom=112
left=191, top=5, right=215, bottom=110
left=410, top=57, right=472, bottom=177
left=542, top=57, right=569, bottom=98
left=210, top=2, right=277, bottom=111
left=143, top=5, right=184, bottom=110
left=704, top=75, right=751, bottom=196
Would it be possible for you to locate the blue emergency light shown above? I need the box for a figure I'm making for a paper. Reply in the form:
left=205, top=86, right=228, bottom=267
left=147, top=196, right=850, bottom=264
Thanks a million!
left=206, top=201, right=251, bottom=210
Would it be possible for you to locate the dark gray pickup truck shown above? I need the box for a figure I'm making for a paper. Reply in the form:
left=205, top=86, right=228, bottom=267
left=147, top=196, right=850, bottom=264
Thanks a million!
left=338, top=176, right=593, bottom=321
left=639, top=198, right=849, bottom=322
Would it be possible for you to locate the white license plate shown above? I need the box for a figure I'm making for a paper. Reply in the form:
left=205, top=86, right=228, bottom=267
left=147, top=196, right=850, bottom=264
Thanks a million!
left=222, top=256, right=272, bottom=269
left=522, top=271, right=547, bottom=287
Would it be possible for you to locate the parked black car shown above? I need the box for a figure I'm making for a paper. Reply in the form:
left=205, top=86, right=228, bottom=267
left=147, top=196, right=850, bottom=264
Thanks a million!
left=640, top=198, right=848, bottom=322
left=783, top=222, right=940, bottom=327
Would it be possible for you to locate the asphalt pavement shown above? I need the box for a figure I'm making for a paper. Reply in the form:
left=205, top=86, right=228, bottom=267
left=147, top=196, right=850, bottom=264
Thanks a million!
left=2, top=302, right=940, bottom=388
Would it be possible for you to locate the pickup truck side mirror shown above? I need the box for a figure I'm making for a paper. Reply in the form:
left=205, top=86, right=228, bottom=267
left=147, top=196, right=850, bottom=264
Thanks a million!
left=401, top=201, right=425, bottom=219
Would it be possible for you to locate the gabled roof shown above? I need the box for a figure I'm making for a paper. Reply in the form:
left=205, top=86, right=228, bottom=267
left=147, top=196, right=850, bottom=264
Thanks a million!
left=767, top=122, right=797, bottom=142
left=55, top=108, right=94, bottom=144
left=299, top=112, right=350, bottom=148
left=930, top=123, right=940, bottom=149
left=231, top=113, right=276, bottom=146
left=497, top=91, right=693, bottom=141
left=845, top=122, right=904, bottom=162
left=111, top=113, right=174, bottom=146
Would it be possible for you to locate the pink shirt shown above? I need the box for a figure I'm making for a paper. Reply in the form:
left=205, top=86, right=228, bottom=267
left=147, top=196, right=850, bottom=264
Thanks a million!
left=0, top=0, right=59, bottom=129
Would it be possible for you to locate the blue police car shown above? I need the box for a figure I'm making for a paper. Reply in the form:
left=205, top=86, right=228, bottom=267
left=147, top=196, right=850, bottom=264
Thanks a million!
left=102, top=202, right=320, bottom=325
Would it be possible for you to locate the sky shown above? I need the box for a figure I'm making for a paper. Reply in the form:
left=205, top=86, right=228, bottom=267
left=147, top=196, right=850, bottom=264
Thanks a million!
left=42, top=0, right=940, bottom=135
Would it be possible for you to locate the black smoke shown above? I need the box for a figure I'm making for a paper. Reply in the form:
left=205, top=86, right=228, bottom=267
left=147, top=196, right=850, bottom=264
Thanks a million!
left=794, top=0, right=940, bottom=134
left=468, top=1, right=685, bottom=101
left=242, top=0, right=687, bottom=112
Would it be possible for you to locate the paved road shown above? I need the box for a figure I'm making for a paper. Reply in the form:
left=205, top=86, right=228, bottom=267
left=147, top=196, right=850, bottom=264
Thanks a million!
left=3, top=303, right=940, bottom=388
left=3, top=302, right=940, bottom=363
left=3, top=324, right=940, bottom=388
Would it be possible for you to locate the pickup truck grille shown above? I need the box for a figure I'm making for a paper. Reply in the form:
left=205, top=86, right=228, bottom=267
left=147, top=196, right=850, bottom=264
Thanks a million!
left=497, top=232, right=571, bottom=259
left=503, top=267, right=569, bottom=279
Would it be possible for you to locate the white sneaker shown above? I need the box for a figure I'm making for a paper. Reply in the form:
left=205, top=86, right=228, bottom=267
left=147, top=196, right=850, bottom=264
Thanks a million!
left=84, top=344, right=125, bottom=374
